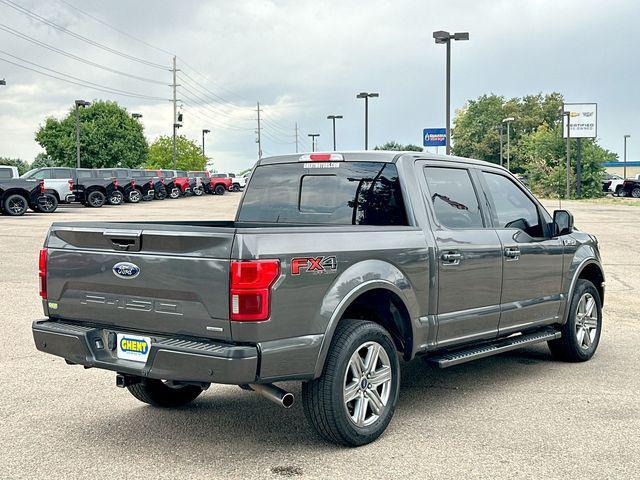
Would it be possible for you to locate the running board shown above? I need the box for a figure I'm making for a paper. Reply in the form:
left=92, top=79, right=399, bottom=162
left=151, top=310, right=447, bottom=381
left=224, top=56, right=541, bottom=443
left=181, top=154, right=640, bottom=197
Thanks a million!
left=428, top=329, right=561, bottom=368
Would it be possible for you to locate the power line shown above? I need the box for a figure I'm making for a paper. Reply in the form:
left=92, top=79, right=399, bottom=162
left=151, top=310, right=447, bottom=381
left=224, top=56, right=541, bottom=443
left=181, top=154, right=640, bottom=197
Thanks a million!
left=180, top=99, right=254, bottom=131
left=179, top=90, right=254, bottom=130
left=179, top=69, right=250, bottom=111
left=56, top=0, right=176, bottom=58
left=0, top=23, right=168, bottom=85
left=0, top=0, right=168, bottom=70
left=0, top=49, right=170, bottom=101
left=178, top=58, right=248, bottom=105
left=178, top=81, right=252, bottom=121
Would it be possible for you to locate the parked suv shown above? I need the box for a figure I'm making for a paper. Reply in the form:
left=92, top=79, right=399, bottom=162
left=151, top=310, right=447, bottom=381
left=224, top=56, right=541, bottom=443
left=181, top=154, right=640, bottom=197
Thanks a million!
left=32, top=152, right=604, bottom=447
left=163, top=169, right=192, bottom=197
left=211, top=172, right=244, bottom=191
left=97, top=169, right=140, bottom=203
left=208, top=173, right=232, bottom=195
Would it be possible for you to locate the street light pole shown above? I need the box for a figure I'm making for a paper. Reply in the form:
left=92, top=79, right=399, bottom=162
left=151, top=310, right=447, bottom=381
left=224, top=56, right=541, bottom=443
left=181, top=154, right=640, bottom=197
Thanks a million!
left=74, top=100, right=90, bottom=168
left=559, top=109, right=571, bottom=198
left=502, top=117, right=514, bottom=170
left=132, top=113, right=143, bottom=120
left=0, top=79, right=5, bottom=86
left=308, top=134, right=319, bottom=152
left=433, top=30, right=469, bottom=155
left=202, top=129, right=210, bottom=156
left=356, top=92, right=378, bottom=149
left=327, top=115, right=343, bottom=150
left=173, top=123, right=182, bottom=169
left=624, top=135, right=631, bottom=179
left=499, top=124, right=504, bottom=166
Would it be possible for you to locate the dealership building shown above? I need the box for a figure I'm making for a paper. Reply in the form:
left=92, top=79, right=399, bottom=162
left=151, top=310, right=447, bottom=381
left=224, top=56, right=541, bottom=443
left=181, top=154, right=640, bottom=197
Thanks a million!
left=602, top=161, right=640, bottom=177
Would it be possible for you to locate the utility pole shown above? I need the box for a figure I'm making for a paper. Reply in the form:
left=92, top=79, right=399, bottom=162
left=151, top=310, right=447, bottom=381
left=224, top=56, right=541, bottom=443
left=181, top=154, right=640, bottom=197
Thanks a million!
left=502, top=117, right=514, bottom=171
left=171, top=56, right=179, bottom=170
left=295, top=122, right=299, bottom=153
left=576, top=138, right=582, bottom=197
left=74, top=100, right=90, bottom=168
left=256, top=102, right=263, bottom=160
left=202, top=129, right=210, bottom=156
left=560, top=109, right=571, bottom=198
left=499, top=124, right=504, bottom=166
left=327, top=115, right=343, bottom=150
left=624, top=135, right=631, bottom=179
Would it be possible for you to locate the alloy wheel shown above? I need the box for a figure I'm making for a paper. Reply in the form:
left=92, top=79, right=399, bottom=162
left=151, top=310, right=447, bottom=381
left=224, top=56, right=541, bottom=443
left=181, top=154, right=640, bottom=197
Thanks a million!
left=575, top=292, right=598, bottom=349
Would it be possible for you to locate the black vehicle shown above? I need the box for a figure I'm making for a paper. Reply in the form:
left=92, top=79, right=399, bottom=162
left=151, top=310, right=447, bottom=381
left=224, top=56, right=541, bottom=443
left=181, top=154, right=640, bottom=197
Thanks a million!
left=156, top=170, right=182, bottom=199
left=128, top=170, right=157, bottom=201
left=0, top=178, right=55, bottom=216
left=619, top=178, right=640, bottom=198
left=188, top=171, right=211, bottom=194
left=97, top=169, right=140, bottom=203
left=74, top=169, right=121, bottom=207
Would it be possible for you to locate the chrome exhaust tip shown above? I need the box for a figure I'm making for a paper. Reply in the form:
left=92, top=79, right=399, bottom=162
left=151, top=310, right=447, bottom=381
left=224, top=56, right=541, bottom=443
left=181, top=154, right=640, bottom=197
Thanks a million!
left=247, top=383, right=294, bottom=408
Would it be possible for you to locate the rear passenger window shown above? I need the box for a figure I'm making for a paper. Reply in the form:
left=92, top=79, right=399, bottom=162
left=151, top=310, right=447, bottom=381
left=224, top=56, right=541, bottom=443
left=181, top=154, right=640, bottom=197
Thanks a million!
left=53, top=169, right=72, bottom=179
left=481, top=172, right=543, bottom=237
left=423, top=167, right=483, bottom=229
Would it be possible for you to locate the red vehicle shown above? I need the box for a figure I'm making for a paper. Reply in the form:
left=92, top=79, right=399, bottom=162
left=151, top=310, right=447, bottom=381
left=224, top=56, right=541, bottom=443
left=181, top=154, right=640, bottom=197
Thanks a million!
left=208, top=174, right=231, bottom=195
left=160, top=169, right=192, bottom=198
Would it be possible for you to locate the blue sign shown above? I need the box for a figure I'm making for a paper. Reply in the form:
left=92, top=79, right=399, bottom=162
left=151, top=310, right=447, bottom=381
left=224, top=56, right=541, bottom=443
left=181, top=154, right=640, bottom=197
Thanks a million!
left=423, top=128, right=447, bottom=147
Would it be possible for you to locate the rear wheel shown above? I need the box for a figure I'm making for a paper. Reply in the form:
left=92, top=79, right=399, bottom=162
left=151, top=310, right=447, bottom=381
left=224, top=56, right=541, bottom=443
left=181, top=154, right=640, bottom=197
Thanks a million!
left=193, top=186, right=204, bottom=196
left=169, top=188, right=180, bottom=199
left=85, top=190, right=106, bottom=208
left=632, top=187, right=640, bottom=198
left=154, top=188, right=166, bottom=200
left=548, top=279, right=602, bottom=362
left=3, top=194, right=28, bottom=216
left=302, top=319, right=400, bottom=446
left=36, top=193, right=58, bottom=213
left=127, top=378, right=203, bottom=407
left=214, top=184, right=226, bottom=195
left=231, top=183, right=240, bottom=192
left=108, top=191, right=124, bottom=205
left=615, top=187, right=626, bottom=197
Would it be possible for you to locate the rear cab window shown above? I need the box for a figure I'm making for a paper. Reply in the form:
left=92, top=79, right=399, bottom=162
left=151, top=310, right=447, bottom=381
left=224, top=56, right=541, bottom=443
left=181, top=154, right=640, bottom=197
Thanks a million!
left=238, top=161, right=408, bottom=225
left=0, top=168, right=13, bottom=179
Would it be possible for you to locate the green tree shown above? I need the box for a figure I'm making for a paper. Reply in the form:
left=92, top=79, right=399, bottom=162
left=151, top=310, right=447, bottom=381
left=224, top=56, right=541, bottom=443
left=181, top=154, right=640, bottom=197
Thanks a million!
left=35, top=100, right=148, bottom=168
left=145, top=135, right=206, bottom=171
left=31, top=152, right=59, bottom=169
left=374, top=141, right=423, bottom=151
left=0, top=157, right=30, bottom=175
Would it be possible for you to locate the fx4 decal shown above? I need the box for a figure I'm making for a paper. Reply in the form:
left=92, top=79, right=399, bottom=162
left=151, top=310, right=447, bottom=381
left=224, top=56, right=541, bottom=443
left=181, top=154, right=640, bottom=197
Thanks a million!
left=291, top=256, right=338, bottom=275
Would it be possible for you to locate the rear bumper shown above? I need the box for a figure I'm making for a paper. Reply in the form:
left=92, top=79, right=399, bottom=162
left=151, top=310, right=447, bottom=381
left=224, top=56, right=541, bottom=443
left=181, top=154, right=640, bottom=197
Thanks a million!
left=32, top=319, right=258, bottom=384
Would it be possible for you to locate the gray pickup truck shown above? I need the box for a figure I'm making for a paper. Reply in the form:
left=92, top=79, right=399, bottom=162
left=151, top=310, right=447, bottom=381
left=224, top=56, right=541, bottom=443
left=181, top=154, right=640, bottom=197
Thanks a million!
left=32, top=151, right=604, bottom=446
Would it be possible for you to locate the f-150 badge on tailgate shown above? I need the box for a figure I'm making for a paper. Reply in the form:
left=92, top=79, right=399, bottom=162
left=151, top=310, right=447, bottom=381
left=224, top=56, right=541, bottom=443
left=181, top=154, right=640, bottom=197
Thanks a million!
left=112, top=262, right=140, bottom=279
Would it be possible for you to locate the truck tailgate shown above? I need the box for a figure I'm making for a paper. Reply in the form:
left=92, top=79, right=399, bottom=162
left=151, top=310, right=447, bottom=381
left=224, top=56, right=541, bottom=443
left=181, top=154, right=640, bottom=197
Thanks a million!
left=44, top=223, right=234, bottom=341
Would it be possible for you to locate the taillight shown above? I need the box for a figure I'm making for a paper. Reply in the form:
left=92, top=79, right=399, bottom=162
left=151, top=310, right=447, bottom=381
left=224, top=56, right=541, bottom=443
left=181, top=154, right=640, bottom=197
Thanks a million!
left=39, top=248, right=47, bottom=300
left=230, top=260, right=280, bottom=321
left=39, top=180, right=45, bottom=194
left=161, top=177, right=165, bottom=184
left=299, top=153, right=344, bottom=162
left=68, top=179, right=74, bottom=191
left=149, top=180, right=153, bottom=187
left=114, top=179, right=118, bottom=188
left=131, top=179, right=136, bottom=188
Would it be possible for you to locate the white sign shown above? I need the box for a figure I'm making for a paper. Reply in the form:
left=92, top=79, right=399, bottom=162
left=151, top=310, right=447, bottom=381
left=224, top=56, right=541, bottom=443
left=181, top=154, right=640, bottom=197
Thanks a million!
left=563, top=103, right=597, bottom=139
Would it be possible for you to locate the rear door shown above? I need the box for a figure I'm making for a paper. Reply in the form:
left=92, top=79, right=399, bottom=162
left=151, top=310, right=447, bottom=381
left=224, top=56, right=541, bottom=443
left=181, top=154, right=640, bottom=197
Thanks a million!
left=45, top=224, right=236, bottom=341
left=478, top=169, right=564, bottom=334
left=418, top=162, right=503, bottom=347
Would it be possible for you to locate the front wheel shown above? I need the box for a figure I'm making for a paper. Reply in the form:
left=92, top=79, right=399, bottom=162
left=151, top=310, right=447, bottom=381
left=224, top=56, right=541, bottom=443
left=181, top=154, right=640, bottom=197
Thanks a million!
left=615, top=187, right=626, bottom=197
left=85, top=190, right=106, bottom=208
left=231, top=183, right=240, bottom=192
left=127, top=378, right=203, bottom=407
left=3, top=194, right=28, bottom=216
left=631, top=187, right=640, bottom=198
left=548, top=279, right=602, bottom=362
left=302, top=319, right=400, bottom=447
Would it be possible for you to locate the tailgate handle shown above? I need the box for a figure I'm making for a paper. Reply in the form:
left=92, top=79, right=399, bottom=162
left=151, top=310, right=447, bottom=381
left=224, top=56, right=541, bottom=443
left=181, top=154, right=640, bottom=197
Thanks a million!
left=103, top=230, right=141, bottom=252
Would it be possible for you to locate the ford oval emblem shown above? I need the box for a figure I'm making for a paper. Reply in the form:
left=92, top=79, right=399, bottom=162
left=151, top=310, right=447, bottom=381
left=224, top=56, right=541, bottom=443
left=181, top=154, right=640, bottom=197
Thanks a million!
left=113, top=262, right=140, bottom=279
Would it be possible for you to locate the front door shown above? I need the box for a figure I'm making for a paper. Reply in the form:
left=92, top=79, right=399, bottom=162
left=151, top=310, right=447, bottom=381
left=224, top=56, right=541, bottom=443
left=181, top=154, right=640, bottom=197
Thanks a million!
left=420, top=164, right=503, bottom=347
left=478, top=170, right=564, bottom=334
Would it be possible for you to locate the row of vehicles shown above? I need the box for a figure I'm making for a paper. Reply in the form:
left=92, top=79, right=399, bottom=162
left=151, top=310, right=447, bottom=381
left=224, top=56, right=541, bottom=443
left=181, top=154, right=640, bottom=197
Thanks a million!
left=0, top=166, right=244, bottom=216
left=602, top=172, right=640, bottom=197
left=0, top=165, right=58, bottom=216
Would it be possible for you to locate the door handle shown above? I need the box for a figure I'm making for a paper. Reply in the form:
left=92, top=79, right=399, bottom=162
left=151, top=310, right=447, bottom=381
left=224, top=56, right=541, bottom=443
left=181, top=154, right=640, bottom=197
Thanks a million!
left=441, top=252, right=462, bottom=265
left=504, top=247, right=520, bottom=261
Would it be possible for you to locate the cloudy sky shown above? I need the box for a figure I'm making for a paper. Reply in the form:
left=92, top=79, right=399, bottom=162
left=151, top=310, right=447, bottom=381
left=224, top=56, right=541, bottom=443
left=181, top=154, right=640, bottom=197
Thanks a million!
left=0, top=0, right=639, bottom=172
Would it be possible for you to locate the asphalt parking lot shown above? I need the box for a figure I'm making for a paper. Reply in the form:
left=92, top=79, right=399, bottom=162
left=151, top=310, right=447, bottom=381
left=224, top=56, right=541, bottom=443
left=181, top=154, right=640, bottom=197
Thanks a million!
left=1, top=195, right=639, bottom=479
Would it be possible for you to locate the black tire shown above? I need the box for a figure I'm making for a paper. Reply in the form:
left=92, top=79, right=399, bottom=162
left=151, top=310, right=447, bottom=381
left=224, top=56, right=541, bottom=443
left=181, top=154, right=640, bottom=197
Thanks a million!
left=631, top=187, right=640, bottom=198
left=168, top=188, right=180, bottom=199
left=616, top=187, right=626, bottom=197
left=3, top=194, right=29, bottom=216
left=193, top=186, right=204, bottom=196
left=127, top=378, right=203, bottom=408
left=36, top=193, right=58, bottom=213
left=108, top=191, right=124, bottom=206
left=214, top=184, right=226, bottom=195
left=127, top=189, right=142, bottom=203
left=85, top=190, right=106, bottom=208
left=231, top=183, right=240, bottom=192
left=154, top=188, right=166, bottom=200
left=548, top=279, right=602, bottom=362
left=302, top=319, right=400, bottom=447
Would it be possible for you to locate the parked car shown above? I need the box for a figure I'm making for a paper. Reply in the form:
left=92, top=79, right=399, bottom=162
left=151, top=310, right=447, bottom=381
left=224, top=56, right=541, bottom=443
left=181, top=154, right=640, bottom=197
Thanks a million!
left=0, top=178, right=55, bottom=215
left=188, top=171, right=211, bottom=194
left=129, top=170, right=160, bottom=201
left=211, top=172, right=245, bottom=191
left=145, top=170, right=179, bottom=199
left=76, top=169, right=126, bottom=206
left=0, top=165, right=19, bottom=179
left=602, top=173, right=624, bottom=195
left=22, top=167, right=75, bottom=205
left=207, top=173, right=232, bottom=195
left=163, top=169, right=192, bottom=197
left=97, top=169, right=140, bottom=203
left=618, top=178, right=640, bottom=198
left=32, top=151, right=605, bottom=446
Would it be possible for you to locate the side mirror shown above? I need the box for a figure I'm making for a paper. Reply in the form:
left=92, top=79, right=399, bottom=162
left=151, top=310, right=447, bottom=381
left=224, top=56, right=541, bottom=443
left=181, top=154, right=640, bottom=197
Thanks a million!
left=553, top=209, right=574, bottom=236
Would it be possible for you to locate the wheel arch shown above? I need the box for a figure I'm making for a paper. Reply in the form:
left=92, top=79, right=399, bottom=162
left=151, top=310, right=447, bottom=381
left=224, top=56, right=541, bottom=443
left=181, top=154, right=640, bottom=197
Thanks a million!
left=312, top=260, right=420, bottom=378
left=563, top=258, right=605, bottom=324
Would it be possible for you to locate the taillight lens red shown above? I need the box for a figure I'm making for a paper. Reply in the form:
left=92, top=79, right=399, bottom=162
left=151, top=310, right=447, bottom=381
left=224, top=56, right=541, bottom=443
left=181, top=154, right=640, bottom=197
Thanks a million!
left=68, top=179, right=74, bottom=191
left=39, top=248, right=47, bottom=300
left=230, top=260, right=280, bottom=321
left=114, top=179, right=118, bottom=188
left=39, top=180, right=45, bottom=194
left=131, top=179, right=136, bottom=187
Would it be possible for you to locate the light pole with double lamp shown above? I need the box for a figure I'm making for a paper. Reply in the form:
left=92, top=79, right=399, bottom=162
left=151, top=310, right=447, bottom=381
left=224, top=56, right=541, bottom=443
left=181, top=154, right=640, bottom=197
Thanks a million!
left=327, top=115, right=343, bottom=150
left=74, top=100, right=91, bottom=168
left=202, top=129, right=211, bottom=156
left=502, top=117, right=514, bottom=171
left=433, top=30, right=469, bottom=155
left=132, top=113, right=143, bottom=121
left=356, top=92, right=378, bottom=150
